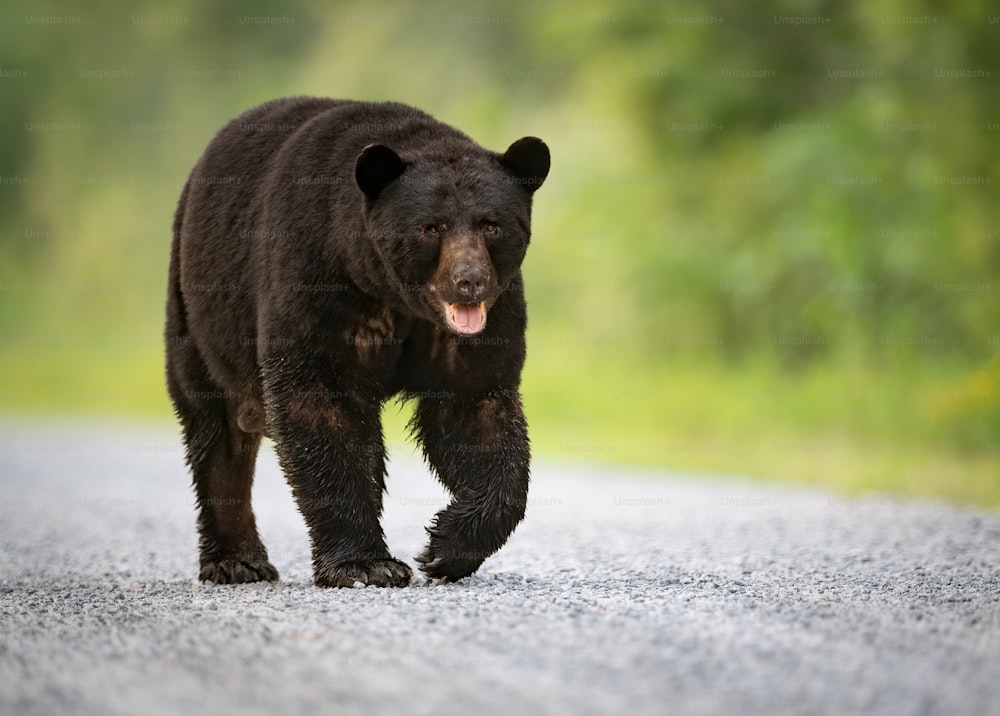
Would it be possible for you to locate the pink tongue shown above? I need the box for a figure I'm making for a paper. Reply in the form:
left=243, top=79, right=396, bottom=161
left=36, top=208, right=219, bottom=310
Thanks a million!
left=450, top=302, right=486, bottom=334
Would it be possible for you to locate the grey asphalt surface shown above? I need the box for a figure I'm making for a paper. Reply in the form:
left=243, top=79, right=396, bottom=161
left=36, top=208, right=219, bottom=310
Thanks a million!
left=1, top=420, right=998, bottom=716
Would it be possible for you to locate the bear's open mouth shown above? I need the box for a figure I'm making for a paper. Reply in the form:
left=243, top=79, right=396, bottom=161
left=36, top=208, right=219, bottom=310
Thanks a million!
left=444, top=301, right=487, bottom=335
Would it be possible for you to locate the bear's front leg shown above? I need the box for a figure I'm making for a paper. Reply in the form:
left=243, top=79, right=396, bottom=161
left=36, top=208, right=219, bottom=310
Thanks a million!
left=265, top=379, right=412, bottom=588
left=413, top=391, right=530, bottom=581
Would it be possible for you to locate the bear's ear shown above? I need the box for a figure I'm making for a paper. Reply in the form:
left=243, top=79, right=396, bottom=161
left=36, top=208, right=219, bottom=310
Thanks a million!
left=501, top=137, right=550, bottom=193
left=355, top=144, right=406, bottom=201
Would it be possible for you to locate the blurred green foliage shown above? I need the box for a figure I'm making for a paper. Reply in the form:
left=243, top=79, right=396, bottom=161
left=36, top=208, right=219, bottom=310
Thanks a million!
left=1, top=0, right=997, bottom=503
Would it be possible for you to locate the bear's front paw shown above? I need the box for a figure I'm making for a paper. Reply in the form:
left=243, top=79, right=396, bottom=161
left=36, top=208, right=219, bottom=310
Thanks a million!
left=415, top=531, right=488, bottom=583
left=200, top=558, right=279, bottom=585
left=315, top=558, right=413, bottom=588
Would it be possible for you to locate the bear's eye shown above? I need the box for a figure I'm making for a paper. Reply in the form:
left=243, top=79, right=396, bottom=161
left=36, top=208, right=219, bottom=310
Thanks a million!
left=420, top=224, right=440, bottom=238
left=483, top=222, right=501, bottom=238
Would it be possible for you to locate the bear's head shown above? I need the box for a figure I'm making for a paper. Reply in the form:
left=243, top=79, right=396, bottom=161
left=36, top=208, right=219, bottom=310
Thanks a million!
left=355, top=137, right=549, bottom=335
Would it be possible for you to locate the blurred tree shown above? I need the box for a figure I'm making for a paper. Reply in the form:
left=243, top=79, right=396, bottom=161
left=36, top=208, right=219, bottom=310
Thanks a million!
left=0, top=0, right=996, bottom=464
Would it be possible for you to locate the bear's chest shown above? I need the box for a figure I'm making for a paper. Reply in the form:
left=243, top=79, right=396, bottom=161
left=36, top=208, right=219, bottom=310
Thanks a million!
left=339, top=305, right=487, bottom=398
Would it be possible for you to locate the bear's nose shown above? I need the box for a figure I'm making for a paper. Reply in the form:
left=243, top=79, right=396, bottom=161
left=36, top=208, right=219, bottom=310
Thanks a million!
left=453, top=264, right=488, bottom=300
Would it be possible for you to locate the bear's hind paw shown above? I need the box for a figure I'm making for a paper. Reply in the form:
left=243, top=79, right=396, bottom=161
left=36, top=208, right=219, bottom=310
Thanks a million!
left=199, top=558, right=279, bottom=585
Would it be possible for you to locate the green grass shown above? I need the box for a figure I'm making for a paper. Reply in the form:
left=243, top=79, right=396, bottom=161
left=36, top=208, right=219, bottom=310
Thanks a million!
left=518, top=339, right=1000, bottom=507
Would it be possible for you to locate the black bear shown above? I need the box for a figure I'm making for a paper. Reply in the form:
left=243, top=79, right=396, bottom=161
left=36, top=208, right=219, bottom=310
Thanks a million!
left=165, top=97, right=549, bottom=587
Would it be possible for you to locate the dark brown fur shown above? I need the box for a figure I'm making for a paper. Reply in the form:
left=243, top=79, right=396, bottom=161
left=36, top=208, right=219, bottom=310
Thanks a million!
left=165, top=97, right=549, bottom=586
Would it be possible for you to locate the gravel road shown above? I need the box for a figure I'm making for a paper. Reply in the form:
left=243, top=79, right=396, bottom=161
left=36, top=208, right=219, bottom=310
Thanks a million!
left=1, top=420, right=998, bottom=716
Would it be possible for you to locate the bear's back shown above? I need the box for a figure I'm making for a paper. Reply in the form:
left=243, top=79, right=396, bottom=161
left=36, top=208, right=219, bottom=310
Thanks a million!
left=191, top=96, right=342, bottom=182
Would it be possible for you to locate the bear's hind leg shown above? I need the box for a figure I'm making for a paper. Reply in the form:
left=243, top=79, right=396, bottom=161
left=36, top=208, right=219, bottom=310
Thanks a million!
left=166, top=349, right=277, bottom=584
left=191, top=424, right=277, bottom=584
